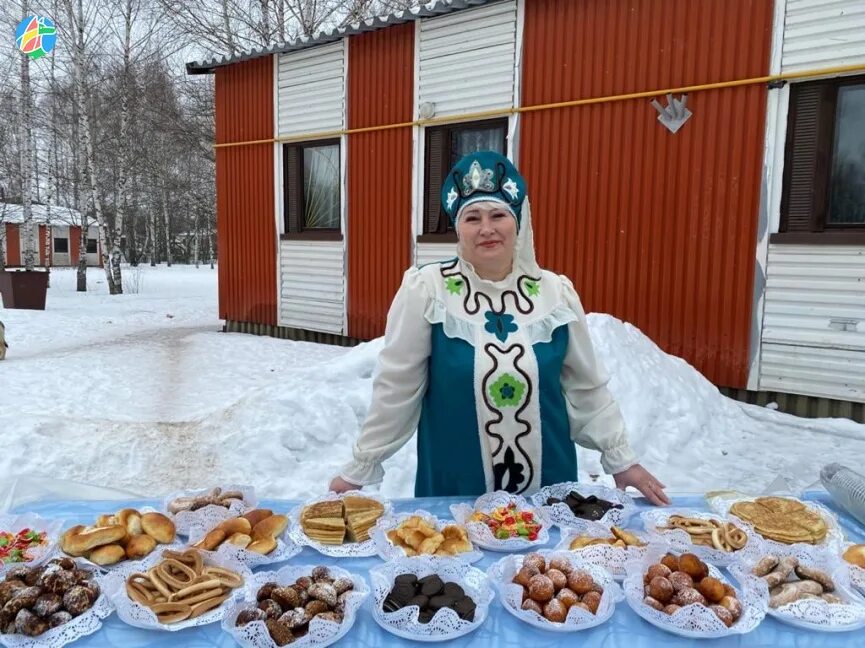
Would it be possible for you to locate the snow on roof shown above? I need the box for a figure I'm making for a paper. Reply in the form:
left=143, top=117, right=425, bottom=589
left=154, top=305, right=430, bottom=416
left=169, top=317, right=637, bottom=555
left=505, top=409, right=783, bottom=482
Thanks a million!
left=186, top=0, right=499, bottom=74
left=0, top=203, right=83, bottom=226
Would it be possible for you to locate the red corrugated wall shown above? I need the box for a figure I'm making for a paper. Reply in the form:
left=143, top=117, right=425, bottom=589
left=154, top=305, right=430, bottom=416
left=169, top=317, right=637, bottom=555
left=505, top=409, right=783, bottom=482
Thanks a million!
left=5, top=224, right=20, bottom=265
left=70, top=226, right=81, bottom=266
left=346, top=23, right=415, bottom=338
left=215, top=56, right=276, bottom=326
left=38, top=225, right=50, bottom=266
left=521, top=0, right=773, bottom=388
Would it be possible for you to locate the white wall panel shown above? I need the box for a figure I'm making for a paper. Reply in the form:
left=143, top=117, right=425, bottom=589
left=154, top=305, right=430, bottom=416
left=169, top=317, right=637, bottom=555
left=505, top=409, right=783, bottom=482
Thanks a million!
left=782, top=0, right=865, bottom=72
left=277, top=42, right=345, bottom=137
left=279, top=239, right=345, bottom=333
left=415, top=242, right=457, bottom=268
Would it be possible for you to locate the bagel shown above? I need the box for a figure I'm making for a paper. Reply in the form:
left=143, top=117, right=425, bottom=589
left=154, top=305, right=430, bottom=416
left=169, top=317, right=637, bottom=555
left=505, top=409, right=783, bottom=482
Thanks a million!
left=141, top=512, right=176, bottom=544
left=89, top=543, right=127, bottom=565
left=61, top=524, right=128, bottom=557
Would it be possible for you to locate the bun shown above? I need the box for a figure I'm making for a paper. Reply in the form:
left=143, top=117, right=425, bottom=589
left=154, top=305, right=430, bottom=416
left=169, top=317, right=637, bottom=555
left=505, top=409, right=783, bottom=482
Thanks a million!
left=218, top=517, right=252, bottom=536
left=226, top=533, right=252, bottom=549
left=89, top=544, right=126, bottom=565
left=125, top=534, right=157, bottom=559
left=195, top=529, right=226, bottom=551
left=61, top=524, right=128, bottom=557
left=117, top=509, right=143, bottom=536
left=247, top=536, right=278, bottom=555
left=140, top=512, right=176, bottom=544
left=252, top=515, right=289, bottom=540
left=242, top=509, right=273, bottom=528
left=843, top=545, right=865, bottom=569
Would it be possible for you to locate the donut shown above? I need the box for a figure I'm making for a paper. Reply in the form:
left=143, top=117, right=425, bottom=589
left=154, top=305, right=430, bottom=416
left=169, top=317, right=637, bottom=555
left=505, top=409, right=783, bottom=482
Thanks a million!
left=548, top=557, right=573, bottom=575
left=582, top=591, right=602, bottom=614
left=668, top=571, right=694, bottom=593
left=660, top=554, right=680, bottom=572
left=709, top=604, right=734, bottom=627
left=648, top=577, right=674, bottom=604
left=528, top=575, right=555, bottom=602
left=672, top=586, right=707, bottom=607
left=678, top=554, right=709, bottom=581
left=719, top=595, right=742, bottom=620
left=521, top=599, right=543, bottom=615
left=543, top=598, right=568, bottom=623
left=513, top=565, right=539, bottom=587
left=546, top=569, right=568, bottom=591
left=567, top=570, right=595, bottom=595
left=697, top=577, right=726, bottom=604
left=645, top=563, right=672, bottom=585
left=556, top=587, right=579, bottom=610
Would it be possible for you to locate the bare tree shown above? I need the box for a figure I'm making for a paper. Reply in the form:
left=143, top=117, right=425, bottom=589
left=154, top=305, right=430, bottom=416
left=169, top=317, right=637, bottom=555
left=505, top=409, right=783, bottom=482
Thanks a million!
left=18, top=0, right=37, bottom=271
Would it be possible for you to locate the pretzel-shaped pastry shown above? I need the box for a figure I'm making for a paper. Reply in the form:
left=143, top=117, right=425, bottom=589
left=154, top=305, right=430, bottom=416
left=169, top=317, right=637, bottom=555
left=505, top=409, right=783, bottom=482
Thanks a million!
left=124, top=549, right=243, bottom=625
left=660, top=515, right=749, bottom=552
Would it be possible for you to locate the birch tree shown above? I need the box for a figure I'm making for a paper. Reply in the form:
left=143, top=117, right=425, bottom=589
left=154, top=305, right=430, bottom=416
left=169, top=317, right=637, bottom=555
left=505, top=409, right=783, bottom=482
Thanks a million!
left=18, top=0, right=36, bottom=271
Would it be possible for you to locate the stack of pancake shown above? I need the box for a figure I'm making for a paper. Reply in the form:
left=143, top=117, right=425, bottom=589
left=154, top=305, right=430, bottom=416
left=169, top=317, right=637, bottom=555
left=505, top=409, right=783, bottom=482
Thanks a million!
left=730, top=496, right=828, bottom=545
left=300, top=496, right=384, bottom=545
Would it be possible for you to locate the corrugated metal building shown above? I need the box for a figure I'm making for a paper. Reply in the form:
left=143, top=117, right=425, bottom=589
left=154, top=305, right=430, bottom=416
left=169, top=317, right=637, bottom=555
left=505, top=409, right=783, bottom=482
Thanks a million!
left=188, top=0, right=865, bottom=411
left=1, top=204, right=102, bottom=267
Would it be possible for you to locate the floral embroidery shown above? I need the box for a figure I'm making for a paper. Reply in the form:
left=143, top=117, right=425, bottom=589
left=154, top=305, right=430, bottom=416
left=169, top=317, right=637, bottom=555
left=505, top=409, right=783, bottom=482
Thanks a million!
left=489, top=373, right=526, bottom=408
left=523, top=278, right=540, bottom=297
left=484, top=311, right=518, bottom=343
left=445, top=277, right=464, bottom=295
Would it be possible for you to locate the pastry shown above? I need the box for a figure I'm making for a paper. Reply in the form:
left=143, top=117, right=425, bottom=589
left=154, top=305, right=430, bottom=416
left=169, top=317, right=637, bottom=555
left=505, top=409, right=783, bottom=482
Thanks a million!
left=60, top=508, right=175, bottom=564
left=386, top=516, right=472, bottom=557
left=756, top=554, right=845, bottom=609
left=510, top=555, right=604, bottom=622
left=730, top=497, right=827, bottom=545
left=191, top=510, right=287, bottom=555
left=300, top=501, right=347, bottom=545
left=343, top=496, right=385, bottom=543
left=167, top=487, right=246, bottom=514
left=843, top=544, right=865, bottom=568
left=657, top=516, right=748, bottom=552
left=382, top=573, right=475, bottom=623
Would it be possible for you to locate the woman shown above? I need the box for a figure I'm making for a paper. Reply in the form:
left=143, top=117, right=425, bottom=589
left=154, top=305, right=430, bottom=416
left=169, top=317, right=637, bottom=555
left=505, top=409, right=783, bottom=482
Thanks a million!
left=330, top=151, right=669, bottom=505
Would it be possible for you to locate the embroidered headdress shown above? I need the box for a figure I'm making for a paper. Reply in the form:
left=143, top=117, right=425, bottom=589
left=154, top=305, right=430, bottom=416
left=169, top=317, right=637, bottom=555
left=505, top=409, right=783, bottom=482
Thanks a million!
left=440, top=151, right=527, bottom=228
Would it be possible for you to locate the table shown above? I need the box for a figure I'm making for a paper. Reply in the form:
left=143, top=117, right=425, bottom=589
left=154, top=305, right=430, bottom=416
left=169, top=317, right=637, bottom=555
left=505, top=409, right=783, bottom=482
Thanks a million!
left=13, top=492, right=865, bottom=647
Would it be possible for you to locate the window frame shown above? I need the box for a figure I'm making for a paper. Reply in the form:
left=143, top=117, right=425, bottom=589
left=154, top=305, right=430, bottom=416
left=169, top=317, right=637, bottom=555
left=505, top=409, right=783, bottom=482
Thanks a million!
left=420, top=117, right=509, bottom=241
left=282, top=138, right=343, bottom=242
left=85, top=238, right=98, bottom=254
left=774, top=75, right=865, bottom=244
left=52, top=236, right=69, bottom=254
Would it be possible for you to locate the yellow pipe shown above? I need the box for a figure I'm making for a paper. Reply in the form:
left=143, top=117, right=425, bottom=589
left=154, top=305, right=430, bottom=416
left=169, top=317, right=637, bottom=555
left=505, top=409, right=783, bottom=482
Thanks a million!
left=213, top=62, right=865, bottom=149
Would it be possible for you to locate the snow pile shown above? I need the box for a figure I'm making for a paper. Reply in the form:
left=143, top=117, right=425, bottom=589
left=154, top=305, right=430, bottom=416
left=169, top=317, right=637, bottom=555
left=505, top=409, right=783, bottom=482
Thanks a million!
left=1, top=266, right=864, bottom=503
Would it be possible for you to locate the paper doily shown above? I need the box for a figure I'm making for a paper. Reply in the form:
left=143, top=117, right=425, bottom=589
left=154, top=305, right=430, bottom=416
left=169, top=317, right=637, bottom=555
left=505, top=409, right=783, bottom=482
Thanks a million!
left=222, top=564, right=369, bottom=648
left=0, top=561, right=114, bottom=648
left=530, top=483, right=635, bottom=529
left=102, top=550, right=250, bottom=632
left=449, top=491, right=551, bottom=552
left=840, top=543, right=865, bottom=595
left=640, top=508, right=765, bottom=567
left=369, top=556, right=493, bottom=642
left=623, top=546, right=768, bottom=638
left=288, top=491, right=391, bottom=558
left=162, top=485, right=257, bottom=537
left=729, top=549, right=865, bottom=632
left=370, top=510, right=483, bottom=564
left=554, top=522, right=653, bottom=580
left=486, top=550, right=623, bottom=632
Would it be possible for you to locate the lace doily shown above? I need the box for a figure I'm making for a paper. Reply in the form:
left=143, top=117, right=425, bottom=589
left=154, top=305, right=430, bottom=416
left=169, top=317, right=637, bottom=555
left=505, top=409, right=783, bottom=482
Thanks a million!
left=288, top=491, right=391, bottom=558
left=102, top=550, right=251, bottom=631
left=486, top=550, right=623, bottom=632
left=729, top=549, right=865, bottom=631
left=841, top=543, right=865, bottom=595
left=623, top=546, right=768, bottom=638
left=369, top=556, right=493, bottom=642
left=530, top=482, right=635, bottom=529
left=370, top=510, right=483, bottom=564
left=222, top=564, right=370, bottom=648
left=187, top=519, right=301, bottom=568
left=0, top=564, right=114, bottom=648
left=0, top=513, right=63, bottom=577
left=162, top=485, right=257, bottom=537
left=640, top=508, right=765, bottom=567
left=554, top=522, right=652, bottom=580
left=707, top=495, right=844, bottom=553
left=449, top=492, right=551, bottom=552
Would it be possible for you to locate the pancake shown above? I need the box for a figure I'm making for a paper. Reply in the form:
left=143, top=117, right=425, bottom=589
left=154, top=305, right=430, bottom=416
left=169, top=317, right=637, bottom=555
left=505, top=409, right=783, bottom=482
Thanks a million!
left=730, top=497, right=827, bottom=545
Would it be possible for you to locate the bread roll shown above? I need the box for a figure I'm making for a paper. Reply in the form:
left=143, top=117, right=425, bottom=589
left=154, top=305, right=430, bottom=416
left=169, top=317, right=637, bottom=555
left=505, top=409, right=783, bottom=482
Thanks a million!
left=246, top=536, right=277, bottom=555
left=117, top=509, right=143, bottom=536
left=226, top=533, right=252, bottom=549
left=96, top=515, right=117, bottom=527
left=843, top=545, right=865, bottom=569
left=217, top=517, right=252, bottom=536
left=89, top=544, right=126, bottom=565
left=252, top=515, right=289, bottom=540
left=61, top=524, right=128, bottom=557
left=125, top=534, right=157, bottom=559
left=242, top=509, right=273, bottom=528
left=141, top=512, right=176, bottom=543
left=194, top=528, right=226, bottom=551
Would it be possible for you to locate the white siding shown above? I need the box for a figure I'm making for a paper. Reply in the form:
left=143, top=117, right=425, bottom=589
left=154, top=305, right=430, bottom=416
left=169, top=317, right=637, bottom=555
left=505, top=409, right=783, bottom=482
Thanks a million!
left=418, top=1, right=517, bottom=118
left=759, top=244, right=865, bottom=401
left=85, top=225, right=100, bottom=266
left=415, top=242, right=457, bottom=267
left=51, top=225, right=70, bottom=266
left=277, top=42, right=345, bottom=138
left=279, top=240, right=345, bottom=334
left=782, top=0, right=865, bottom=72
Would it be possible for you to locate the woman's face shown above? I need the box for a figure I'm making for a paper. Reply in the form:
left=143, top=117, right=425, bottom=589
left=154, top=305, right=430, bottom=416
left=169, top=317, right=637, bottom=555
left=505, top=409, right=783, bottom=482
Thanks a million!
left=456, top=201, right=517, bottom=271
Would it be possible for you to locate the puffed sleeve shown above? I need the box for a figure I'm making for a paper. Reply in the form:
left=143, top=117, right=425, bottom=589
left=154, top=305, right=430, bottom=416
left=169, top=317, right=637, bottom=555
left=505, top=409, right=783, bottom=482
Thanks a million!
left=558, top=275, right=639, bottom=474
left=339, top=267, right=432, bottom=485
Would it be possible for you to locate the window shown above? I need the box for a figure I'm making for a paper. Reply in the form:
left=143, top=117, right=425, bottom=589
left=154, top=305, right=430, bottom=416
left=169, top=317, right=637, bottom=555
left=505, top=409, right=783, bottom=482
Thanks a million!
left=778, top=76, right=865, bottom=241
left=422, top=118, right=508, bottom=237
left=53, top=237, right=69, bottom=254
left=283, top=140, right=341, bottom=238
left=86, top=238, right=98, bottom=254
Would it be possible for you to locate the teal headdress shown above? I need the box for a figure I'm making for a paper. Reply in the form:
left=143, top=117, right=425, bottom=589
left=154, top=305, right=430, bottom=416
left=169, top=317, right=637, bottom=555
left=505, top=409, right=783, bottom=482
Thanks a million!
left=440, top=151, right=527, bottom=228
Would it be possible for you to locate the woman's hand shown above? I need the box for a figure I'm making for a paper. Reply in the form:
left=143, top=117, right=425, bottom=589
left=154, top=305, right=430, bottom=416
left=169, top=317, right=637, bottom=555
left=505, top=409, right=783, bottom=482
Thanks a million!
left=613, top=464, right=670, bottom=505
left=329, top=476, right=361, bottom=494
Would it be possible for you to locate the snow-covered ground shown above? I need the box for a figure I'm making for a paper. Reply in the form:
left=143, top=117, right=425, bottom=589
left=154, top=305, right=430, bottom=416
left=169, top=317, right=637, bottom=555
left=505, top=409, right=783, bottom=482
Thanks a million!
left=1, top=265, right=864, bottom=505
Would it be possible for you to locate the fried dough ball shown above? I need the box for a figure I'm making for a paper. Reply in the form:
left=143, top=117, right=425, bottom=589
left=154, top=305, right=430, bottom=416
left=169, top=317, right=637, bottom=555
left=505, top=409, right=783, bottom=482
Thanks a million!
left=668, top=571, right=694, bottom=593
left=582, top=591, right=602, bottom=614
left=709, top=604, right=734, bottom=627
left=543, top=599, right=568, bottom=623
left=513, top=565, right=539, bottom=588
left=527, top=575, right=555, bottom=603
left=672, top=587, right=707, bottom=607
left=645, top=564, right=672, bottom=585
left=697, top=577, right=726, bottom=604
left=719, top=595, right=742, bottom=620
left=567, top=570, right=595, bottom=595
left=643, top=596, right=665, bottom=612
left=546, top=569, right=567, bottom=591
left=521, top=599, right=543, bottom=616
left=678, top=553, right=708, bottom=581
left=556, top=588, right=579, bottom=610
left=660, top=554, right=680, bottom=572
left=648, top=577, right=675, bottom=604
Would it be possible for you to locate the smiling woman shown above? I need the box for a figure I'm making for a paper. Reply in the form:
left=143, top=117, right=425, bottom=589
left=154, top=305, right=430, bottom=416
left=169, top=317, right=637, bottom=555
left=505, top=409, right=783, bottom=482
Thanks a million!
left=329, top=151, right=669, bottom=505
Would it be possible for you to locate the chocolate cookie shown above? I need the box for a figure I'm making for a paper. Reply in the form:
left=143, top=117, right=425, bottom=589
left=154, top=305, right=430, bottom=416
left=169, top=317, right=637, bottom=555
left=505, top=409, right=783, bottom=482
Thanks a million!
left=443, top=582, right=465, bottom=599
left=47, top=611, right=73, bottom=629
left=257, top=599, right=283, bottom=620
left=394, top=574, right=418, bottom=587
left=236, top=608, right=268, bottom=626
left=33, top=593, right=63, bottom=618
left=408, top=594, right=429, bottom=609
left=453, top=595, right=476, bottom=622
left=15, top=609, right=48, bottom=637
left=63, top=586, right=93, bottom=617
left=419, top=575, right=444, bottom=597
left=429, top=595, right=456, bottom=611
left=257, top=582, right=279, bottom=602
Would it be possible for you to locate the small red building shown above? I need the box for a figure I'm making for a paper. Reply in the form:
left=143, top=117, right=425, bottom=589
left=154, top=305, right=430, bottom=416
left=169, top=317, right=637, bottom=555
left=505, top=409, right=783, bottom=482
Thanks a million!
left=188, top=0, right=865, bottom=414
left=1, top=204, right=102, bottom=268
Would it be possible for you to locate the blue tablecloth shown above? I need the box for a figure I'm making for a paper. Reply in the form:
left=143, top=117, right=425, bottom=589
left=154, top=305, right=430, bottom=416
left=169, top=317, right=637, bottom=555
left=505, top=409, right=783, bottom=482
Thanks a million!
left=13, top=492, right=865, bottom=647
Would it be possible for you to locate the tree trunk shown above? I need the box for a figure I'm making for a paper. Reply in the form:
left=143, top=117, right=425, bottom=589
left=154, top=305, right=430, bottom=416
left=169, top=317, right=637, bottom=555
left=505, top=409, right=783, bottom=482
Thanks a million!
left=19, top=0, right=36, bottom=271
left=258, top=0, right=271, bottom=43
left=193, top=205, right=200, bottom=268
left=276, top=0, right=285, bottom=42
left=76, top=224, right=87, bottom=291
left=221, top=0, right=236, bottom=56
left=162, top=180, right=172, bottom=267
